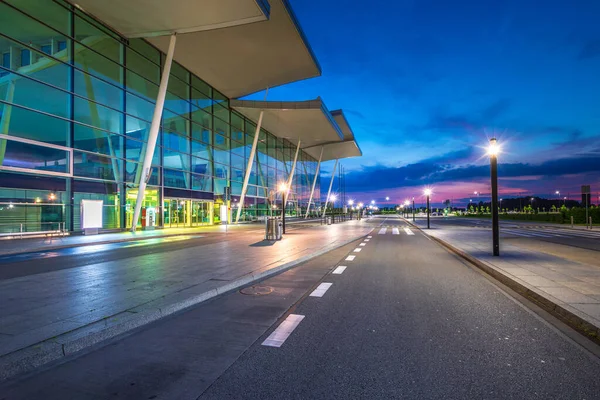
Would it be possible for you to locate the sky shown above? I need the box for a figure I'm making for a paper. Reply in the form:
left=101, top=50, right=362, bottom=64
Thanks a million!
left=248, top=0, right=600, bottom=206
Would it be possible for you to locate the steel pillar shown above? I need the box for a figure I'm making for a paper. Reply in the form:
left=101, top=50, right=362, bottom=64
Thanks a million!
left=304, top=146, right=323, bottom=218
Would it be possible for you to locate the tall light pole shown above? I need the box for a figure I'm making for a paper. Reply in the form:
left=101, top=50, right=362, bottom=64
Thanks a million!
left=488, top=138, right=500, bottom=256
left=278, top=182, right=289, bottom=234
left=412, top=197, right=415, bottom=222
left=424, top=189, right=432, bottom=229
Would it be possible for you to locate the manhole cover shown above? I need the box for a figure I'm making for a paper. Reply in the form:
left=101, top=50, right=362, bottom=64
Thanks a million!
left=240, top=285, right=273, bottom=296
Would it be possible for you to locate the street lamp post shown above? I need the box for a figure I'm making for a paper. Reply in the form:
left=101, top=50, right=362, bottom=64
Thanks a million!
left=489, top=138, right=500, bottom=256
left=424, top=189, right=432, bottom=229
left=412, top=197, right=415, bottom=221
left=278, top=183, right=288, bottom=234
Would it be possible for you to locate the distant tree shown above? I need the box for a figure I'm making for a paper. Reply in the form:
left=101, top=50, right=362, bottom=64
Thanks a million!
left=485, top=206, right=490, bottom=213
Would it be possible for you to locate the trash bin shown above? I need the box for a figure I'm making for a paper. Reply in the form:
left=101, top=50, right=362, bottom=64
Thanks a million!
left=327, top=216, right=332, bottom=225
left=265, top=217, right=283, bottom=240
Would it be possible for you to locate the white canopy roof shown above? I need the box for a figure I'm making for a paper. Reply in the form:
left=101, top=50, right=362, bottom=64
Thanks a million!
left=231, top=100, right=362, bottom=162
left=69, top=0, right=321, bottom=99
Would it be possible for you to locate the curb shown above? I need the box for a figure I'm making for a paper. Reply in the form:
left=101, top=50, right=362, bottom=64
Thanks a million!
left=0, top=234, right=365, bottom=382
left=403, top=218, right=600, bottom=345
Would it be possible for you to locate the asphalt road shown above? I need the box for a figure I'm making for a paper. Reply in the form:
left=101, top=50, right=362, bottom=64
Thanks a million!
left=2, top=216, right=599, bottom=399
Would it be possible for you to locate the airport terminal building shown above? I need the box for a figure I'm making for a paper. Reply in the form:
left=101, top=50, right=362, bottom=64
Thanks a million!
left=0, top=0, right=361, bottom=233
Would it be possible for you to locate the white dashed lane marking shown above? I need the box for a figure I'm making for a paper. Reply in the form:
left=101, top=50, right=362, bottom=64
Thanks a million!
left=262, top=314, right=305, bottom=347
left=310, top=282, right=333, bottom=297
left=332, top=266, right=347, bottom=274
left=353, top=248, right=362, bottom=252
left=359, top=243, right=366, bottom=246
left=345, top=255, right=356, bottom=261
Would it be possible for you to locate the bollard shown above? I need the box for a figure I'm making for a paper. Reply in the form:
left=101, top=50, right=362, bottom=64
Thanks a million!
left=571, top=216, right=574, bottom=228
left=590, top=217, right=593, bottom=230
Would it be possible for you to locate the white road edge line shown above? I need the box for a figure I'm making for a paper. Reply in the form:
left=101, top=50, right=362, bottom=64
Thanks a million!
left=262, top=314, right=305, bottom=347
left=332, top=266, right=347, bottom=274
left=310, top=282, right=333, bottom=297
left=345, top=255, right=356, bottom=261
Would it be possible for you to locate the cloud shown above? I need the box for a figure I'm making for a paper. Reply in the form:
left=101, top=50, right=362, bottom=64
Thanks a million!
left=344, top=153, right=600, bottom=193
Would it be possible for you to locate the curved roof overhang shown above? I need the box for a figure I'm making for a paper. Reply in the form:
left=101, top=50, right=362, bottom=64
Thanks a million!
left=69, top=0, right=321, bottom=99
left=231, top=99, right=362, bottom=162
left=231, top=98, right=343, bottom=148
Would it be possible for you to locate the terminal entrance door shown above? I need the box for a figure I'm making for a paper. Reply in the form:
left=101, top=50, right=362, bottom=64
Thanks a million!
left=163, top=199, right=214, bottom=228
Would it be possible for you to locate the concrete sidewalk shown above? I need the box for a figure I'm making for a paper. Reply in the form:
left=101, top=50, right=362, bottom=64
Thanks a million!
left=409, top=218, right=600, bottom=342
left=0, top=220, right=372, bottom=380
left=0, top=218, right=325, bottom=257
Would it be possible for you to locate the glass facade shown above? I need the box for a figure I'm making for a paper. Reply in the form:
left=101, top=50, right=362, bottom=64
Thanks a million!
left=0, top=0, right=321, bottom=233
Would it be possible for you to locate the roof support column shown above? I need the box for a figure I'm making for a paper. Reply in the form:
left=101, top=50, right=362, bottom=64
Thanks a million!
left=305, top=146, right=323, bottom=219
left=285, top=140, right=301, bottom=201
left=131, top=33, right=176, bottom=232
left=236, top=89, right=268, bottom=224
left=322, top=159, right=338, bottom=218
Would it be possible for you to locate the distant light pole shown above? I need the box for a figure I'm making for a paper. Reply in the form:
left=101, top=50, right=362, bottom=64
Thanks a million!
left=412, top=197, right=415, bottom=221
left=278, top=182, right=289, bottom=234
left=424, top=188, right=432, bottom=229
left=404, top=200, right=410, bottom=218
left=488, top=138, right=500, bottom=256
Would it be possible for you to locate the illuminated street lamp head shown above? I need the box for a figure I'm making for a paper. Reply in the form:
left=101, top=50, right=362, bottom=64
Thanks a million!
left=278, top=182, right=288, bottom=192
left=424, top=188, right=432, bottom=196
left=404, top=200, right=410, bottom=206
left=371, top=200, right=375, bottom=204
left=555, top=190, right=560, bottom=195
left=330, top=194, right=338, bottom=202
left=348, top=199, right=354, bottom=206
left=385, top=196, right=390, bottom=201
left=488, top=137, right=499, bottom=156
left=358, top=202, right=364, bottom=208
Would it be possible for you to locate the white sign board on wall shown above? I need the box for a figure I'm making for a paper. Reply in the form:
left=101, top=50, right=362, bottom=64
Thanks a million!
left=81, top=199, right=103, bottom=231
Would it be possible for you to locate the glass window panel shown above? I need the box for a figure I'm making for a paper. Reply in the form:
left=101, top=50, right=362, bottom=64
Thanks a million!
left=164, top=168, right=189, bottom=189
left=213, top=163, right=228, bottom=179
left=231, top=112, right=244, bottom=131
left=213, top=104, right=229, bottom=124
left=124, top=136, right=144, bottom=160
left=169, top=62, right=189, bottom=86
left=20, top=49, right=31, bottom=67
left=191, top=106, right=212, bottom=129
left=162, top=131, right=190, bottom=153
left=191, top=156, right=212, bottom=176
left=126, top=47, right=159, bottom=84
left=125, top=115, right=151, bottom=142
left=231, top=181, right=242, bottom=196
left=73, top=151, right=120, bottom=181
left=128, top=39, right=160, bottom=66
left=126, top=92, right=154, bottom=122
left=191, top=123, right=212, bottom=144
left=41, top=44, right=52, bottom=55
left=0, top=103, right=68, bottom=146
left=162, top=110, right=189, bottom=136
left=191, top=173, right=212, bottom=192
left=0, top=138, right=69, bottom=174
left=214, top=178, right=226, bottom=195
left=231, top=167, right=244, bottom=183
left=2, top=74, right=69, bottom=119
left=126, top=69, right=158, bottom=103
left=213, top=89, right=228, bottom=108
left=191, top=75, right=211, bottom=97
left=0, top=3, right=71, bottom=62
left=191, top=138, right=211, bottom=159
left=4, top=0, right=70, bottom=35
left=231, top=141, right=245, bottom=158
left=125, top=160, right=158, bottom=184
left=191, top=88, right=212, bottom=111
left=213, top=149, right=229, bottom=165
left=75, top=15, right=122, bottom=63
left=162, top=148, right=187, bottom=170
left=74, top=69, right=123, bottom=110
left=74, top=124, right=123, bottom=158
left=231, top=154, right=245, bottom=170
left=75, top=44, right=122, bottom=85
left=74, top=96, right=123, bottom=134
left=0, top=38, right=70, bottom=90
left=214, top=132, right=229, bottom=150
left=165, top=90, right=190, bottom=117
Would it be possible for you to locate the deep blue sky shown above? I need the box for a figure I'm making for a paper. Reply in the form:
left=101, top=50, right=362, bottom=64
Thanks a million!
left=249, top=0, right=600, bottom=205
